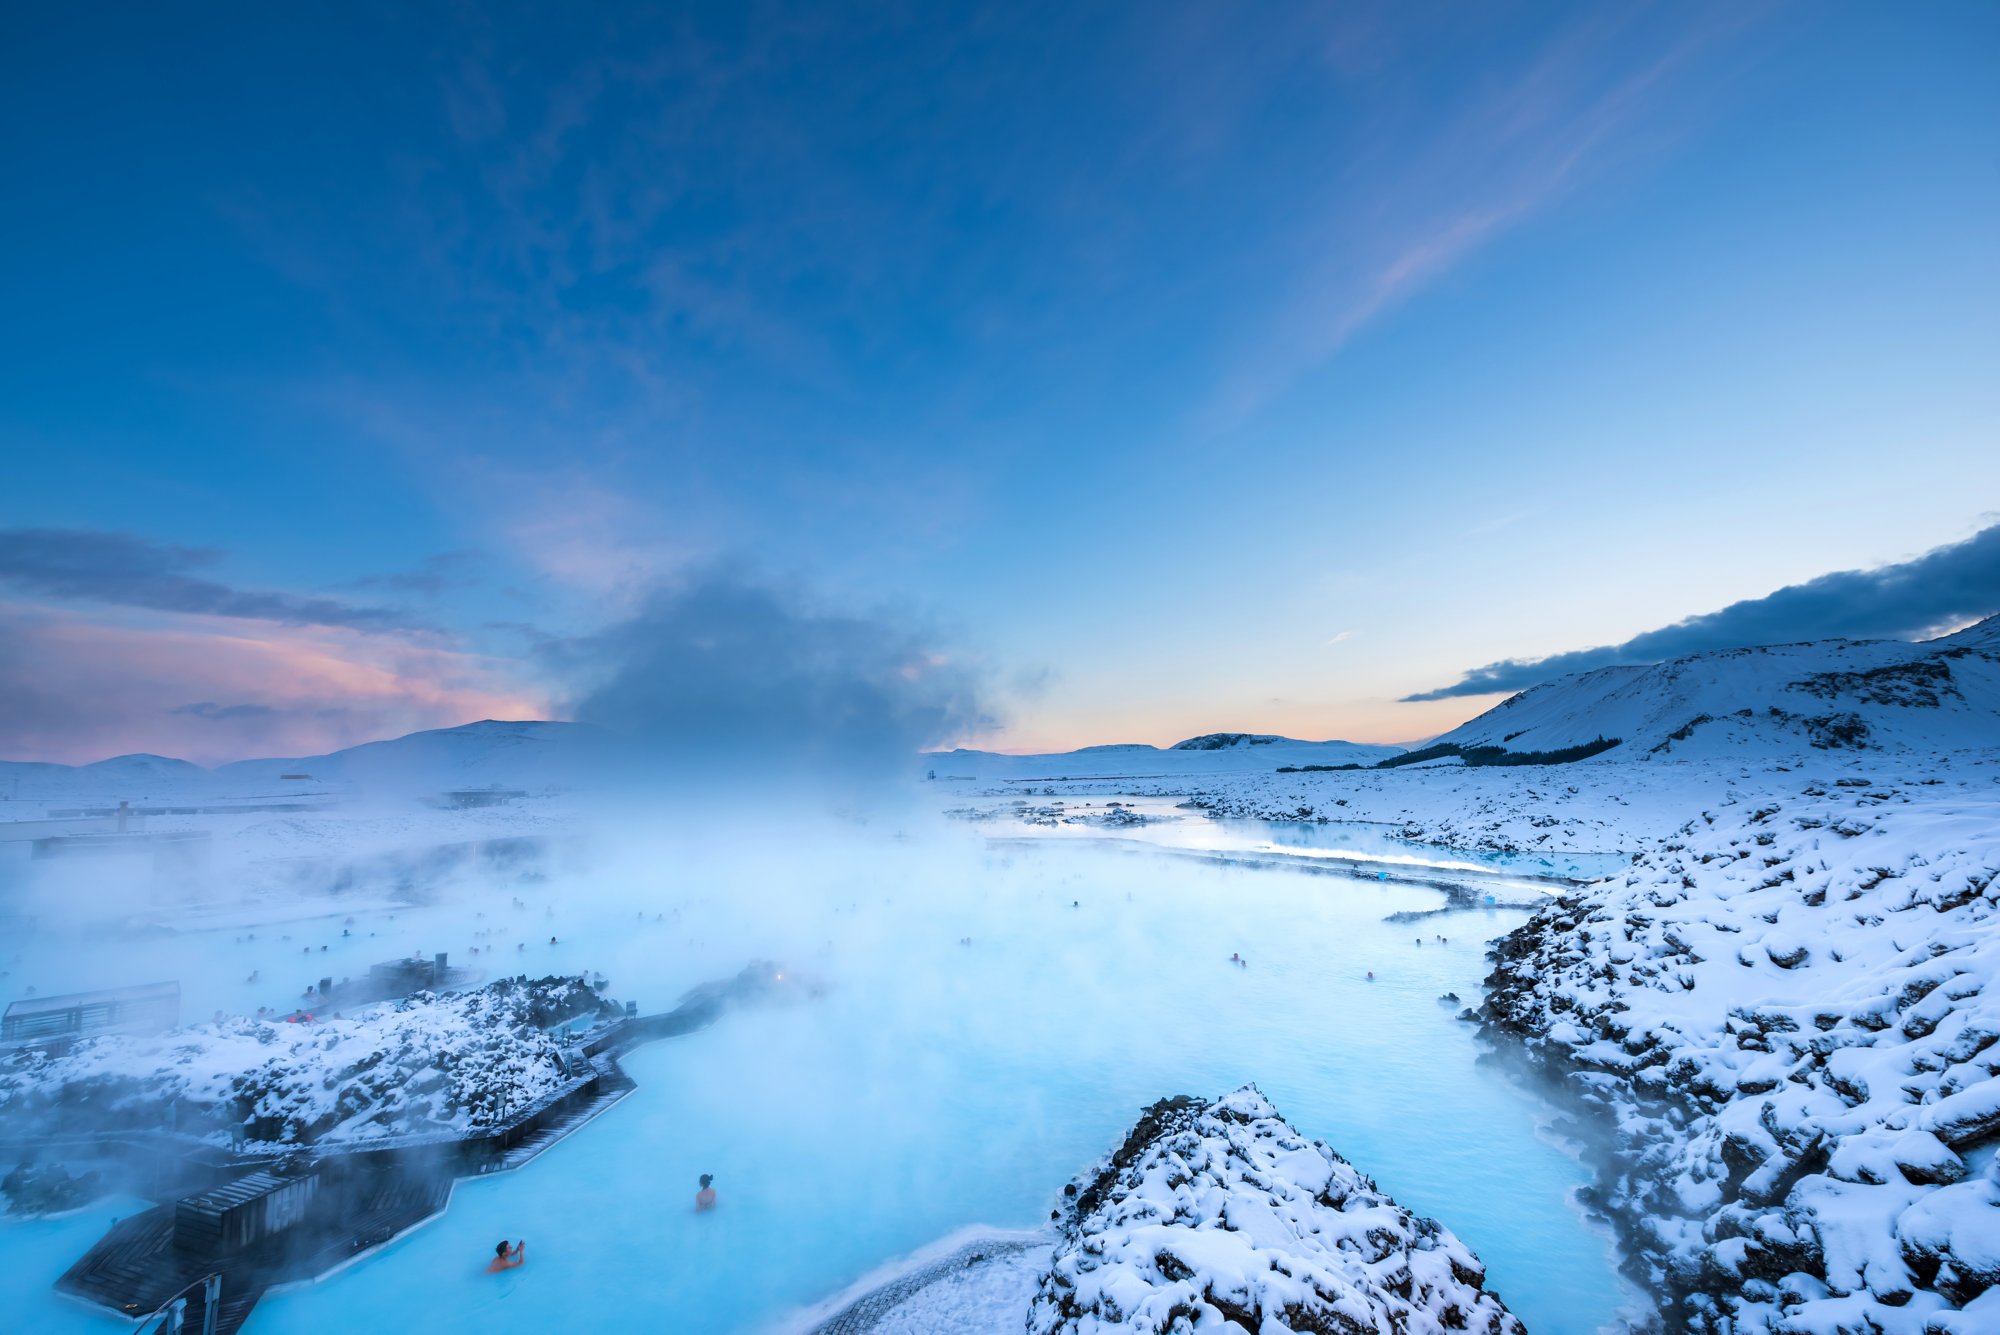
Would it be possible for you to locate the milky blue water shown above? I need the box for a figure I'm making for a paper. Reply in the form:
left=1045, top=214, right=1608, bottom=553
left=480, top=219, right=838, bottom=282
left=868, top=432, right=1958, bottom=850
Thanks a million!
left=987, top=796, right=1632, bottom=883
left=0, top=826, right=1630, bottom=1333
left=1250, top=816, right=1632, bottom=881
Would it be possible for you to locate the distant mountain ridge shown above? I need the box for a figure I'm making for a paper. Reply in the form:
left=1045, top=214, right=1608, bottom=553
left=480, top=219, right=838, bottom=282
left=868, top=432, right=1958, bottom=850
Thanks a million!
left=0, top=720, right=600, bottom=802
left=0, top=719, right=1406, bottom=800
left=6, top=616, right=1994, bottom=799
left=930, top=734, right=1404, bottom=781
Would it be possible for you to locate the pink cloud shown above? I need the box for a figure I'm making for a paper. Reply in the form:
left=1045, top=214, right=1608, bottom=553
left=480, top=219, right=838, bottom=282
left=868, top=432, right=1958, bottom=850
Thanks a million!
left=0, top=602, right=549, bottom=766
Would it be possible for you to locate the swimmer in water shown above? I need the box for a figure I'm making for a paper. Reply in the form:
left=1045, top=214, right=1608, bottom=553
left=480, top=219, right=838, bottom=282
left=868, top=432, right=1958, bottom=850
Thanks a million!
left=1366, top=970, right=1375, bottom=981
left=695, top=1174, right=717, bottom=1211
left=487, top=1239, right=525, bottom=1273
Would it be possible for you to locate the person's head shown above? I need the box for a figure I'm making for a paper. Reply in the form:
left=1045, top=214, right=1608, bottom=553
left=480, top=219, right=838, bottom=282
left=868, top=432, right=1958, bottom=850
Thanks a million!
left=495, top=1240, right=510, bottom=1257
left=699, top=1174, right=713, bottom=1189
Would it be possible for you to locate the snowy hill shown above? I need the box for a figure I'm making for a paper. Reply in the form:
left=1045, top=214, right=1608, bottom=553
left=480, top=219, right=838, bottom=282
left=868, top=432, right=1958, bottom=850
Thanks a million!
left=217, top=719, right=600, bottom=793
left=1936, top=611, right=2000, bottom=652
left=1425, top=619, right=2000, bottom=760
left=81, top=754, right=209, bottom=781
left=1171, top=732, right=1307, bottom=751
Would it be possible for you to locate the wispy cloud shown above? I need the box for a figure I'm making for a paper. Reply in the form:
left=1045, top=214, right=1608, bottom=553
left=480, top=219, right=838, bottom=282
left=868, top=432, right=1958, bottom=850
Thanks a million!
left=1405, top=523, right=2000, bottom=701
left=1211, top=6, right=1764, bottom=421
left=170, top=701, right=279, bottom=721
left=0, top=529, right=421, bottom=632
left=341, top=550, right=487, bottom=597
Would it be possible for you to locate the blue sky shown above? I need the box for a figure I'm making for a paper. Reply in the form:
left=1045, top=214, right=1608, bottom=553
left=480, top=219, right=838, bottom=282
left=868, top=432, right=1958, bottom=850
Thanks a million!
left=2, top=2, right=1996, bottom=763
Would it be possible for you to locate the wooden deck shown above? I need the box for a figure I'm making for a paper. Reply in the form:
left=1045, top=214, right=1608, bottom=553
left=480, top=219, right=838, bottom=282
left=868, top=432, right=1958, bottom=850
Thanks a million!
left=60, top=1173, right=453, bottom=1335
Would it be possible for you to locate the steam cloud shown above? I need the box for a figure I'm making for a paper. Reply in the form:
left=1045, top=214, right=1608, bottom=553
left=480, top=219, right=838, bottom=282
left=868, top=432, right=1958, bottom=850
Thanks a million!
left=1405, top=523, right=2000, bottom=701
left=559, top=569, right=990, bottom=785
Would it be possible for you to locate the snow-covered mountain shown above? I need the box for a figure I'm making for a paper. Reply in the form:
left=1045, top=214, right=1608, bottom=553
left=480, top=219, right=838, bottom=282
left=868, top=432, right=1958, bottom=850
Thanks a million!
left=1424, top=616, right=2000, bottom=760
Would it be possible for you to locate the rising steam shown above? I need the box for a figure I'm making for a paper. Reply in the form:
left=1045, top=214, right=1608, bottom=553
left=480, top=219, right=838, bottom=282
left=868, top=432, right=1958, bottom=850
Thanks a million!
left=555, top=568, right=991, bottom=791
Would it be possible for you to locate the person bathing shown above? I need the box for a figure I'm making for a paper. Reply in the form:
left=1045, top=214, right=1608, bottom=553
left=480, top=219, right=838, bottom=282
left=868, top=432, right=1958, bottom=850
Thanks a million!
left=695, top=1174, right=717, bottom=1211
left=487, top=1239, right=525, bottom=1273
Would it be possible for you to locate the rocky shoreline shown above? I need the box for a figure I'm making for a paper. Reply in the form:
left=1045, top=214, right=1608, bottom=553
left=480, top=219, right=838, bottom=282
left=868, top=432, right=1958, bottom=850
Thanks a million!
left=1030, top=1087, right=1522, bottom=1335
left=1478, top=777, right=2000, bottom=1334
left=803, top=1089, right=1523, bottom=1335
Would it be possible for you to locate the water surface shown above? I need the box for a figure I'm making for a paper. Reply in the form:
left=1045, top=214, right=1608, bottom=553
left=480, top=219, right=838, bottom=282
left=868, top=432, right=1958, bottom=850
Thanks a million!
left=2, top=828, right=1629, bottom=1333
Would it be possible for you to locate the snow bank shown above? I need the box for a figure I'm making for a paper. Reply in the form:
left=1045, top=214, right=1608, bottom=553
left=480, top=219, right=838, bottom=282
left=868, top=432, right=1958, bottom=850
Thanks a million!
left=1481, top=774, right=2000, bottom=1333
left=1029, top=1087, right=1522, bottom=1335
left=0, top=976, right=610, bottom=1147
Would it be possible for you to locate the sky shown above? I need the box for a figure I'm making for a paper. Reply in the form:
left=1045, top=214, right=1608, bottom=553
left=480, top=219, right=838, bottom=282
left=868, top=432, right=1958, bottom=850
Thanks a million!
left=1, top=1, right=1996, bottom=765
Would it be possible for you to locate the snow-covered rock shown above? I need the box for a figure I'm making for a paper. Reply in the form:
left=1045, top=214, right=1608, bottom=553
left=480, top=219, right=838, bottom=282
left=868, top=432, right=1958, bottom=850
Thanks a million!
left=1480, top=778, right=2000, bottom=1333
left=0, top=975, right=611, bottom=1147
left=1028, top=1087, right=1522, bottom=1335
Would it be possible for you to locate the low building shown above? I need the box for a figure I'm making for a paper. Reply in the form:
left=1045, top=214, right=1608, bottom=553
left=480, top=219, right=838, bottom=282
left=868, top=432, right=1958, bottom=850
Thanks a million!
left=2, top=981, right=180, bottom=1047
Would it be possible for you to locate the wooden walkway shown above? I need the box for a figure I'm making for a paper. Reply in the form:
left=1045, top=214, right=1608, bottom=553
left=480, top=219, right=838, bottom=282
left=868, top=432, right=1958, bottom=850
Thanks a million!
left=490, top=1059, right=638, bottom=1173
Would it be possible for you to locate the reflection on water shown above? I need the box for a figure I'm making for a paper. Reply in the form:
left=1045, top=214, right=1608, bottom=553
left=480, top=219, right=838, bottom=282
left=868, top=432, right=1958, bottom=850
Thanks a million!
left=0, top=827, right=1630, bottom=1335
left=960, top=794, right=1632, bottom=883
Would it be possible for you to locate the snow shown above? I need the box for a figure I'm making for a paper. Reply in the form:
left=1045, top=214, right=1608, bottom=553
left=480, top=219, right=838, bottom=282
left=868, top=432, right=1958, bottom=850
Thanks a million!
left=2, top=617, right=1996, bottom=1330
left=1424, top=622, right=2000, bottom=758
left=1030, top=1087, right=1523, bottom=1335
left=920, top=621, right=2000, bottom=1330
left=778, top=1226, right=1053, bottom=1334
left=1479, top=770, right=2000, bottom=1332
left=0, top=976, right=606, bottom=1148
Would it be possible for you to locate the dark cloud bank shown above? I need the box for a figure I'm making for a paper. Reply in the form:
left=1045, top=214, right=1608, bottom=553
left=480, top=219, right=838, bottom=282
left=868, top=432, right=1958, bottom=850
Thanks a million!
left=557, top=569, right=990, bottom=786
left=0, top=528, right=414, bottom=631
left=1407, top=523, right=2000, bottom=701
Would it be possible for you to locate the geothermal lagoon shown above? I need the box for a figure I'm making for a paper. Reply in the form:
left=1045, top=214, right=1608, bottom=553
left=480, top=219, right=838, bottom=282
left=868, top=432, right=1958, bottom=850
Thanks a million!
left=1, top=801, right=1629, bottom=1333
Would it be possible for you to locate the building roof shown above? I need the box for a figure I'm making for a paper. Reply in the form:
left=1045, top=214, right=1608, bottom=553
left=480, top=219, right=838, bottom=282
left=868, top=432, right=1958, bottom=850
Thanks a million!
left=3, top=980, right=179, bottom=1019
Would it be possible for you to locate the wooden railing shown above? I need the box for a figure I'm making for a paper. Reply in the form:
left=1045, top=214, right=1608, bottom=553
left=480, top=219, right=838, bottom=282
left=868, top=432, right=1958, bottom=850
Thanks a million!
left=131, top=1273, right=221, bottom=1335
